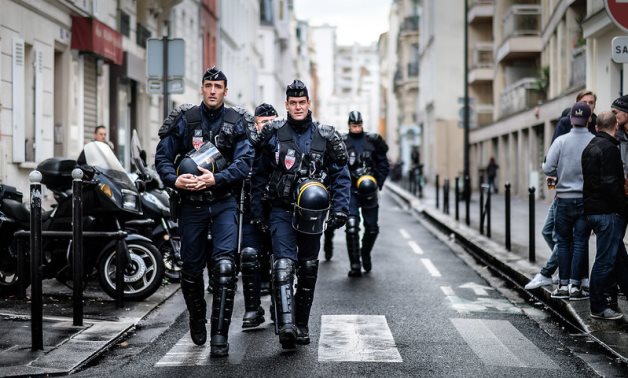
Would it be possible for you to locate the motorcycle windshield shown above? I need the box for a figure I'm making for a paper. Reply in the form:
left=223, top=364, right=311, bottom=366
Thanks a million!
left=131, top=130, right=148, bottom=177
left=83, top=141, right=136, bottom=191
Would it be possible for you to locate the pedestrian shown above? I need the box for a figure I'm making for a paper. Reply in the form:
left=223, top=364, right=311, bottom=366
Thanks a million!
left=542, top=102, right=594, bottom=300
left=251, top=79, right=350, bottom=349
left=486, top=157, right=499, bottom=194
left=525, top=91, right=597, bottom=291
left=154, top=67, right=255, bottom=357
left=582, top=111, right=625, bottom=320
left=239, top=102, right=278, bottom=329
left=323, top=110, right=390, bottom=276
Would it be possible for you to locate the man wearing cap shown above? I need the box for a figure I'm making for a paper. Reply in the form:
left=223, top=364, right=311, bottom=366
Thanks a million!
left=323, top=110, right=390, bottom=277
left=238, top=103, right=278, bottom=329
left=543, top=102, right=595, bottom=301
left=155, top=67, right=255, bottom=357
left=252, top=80, right=350, bottom=349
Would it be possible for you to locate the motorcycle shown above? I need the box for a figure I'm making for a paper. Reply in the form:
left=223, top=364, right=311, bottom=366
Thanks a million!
left=0, top=141, right=165, bottom=301
left=0, top=185, right=29, bottom=294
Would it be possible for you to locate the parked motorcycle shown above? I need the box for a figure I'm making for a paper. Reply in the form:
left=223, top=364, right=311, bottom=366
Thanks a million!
left=0, top=141, right=165, bottom=301
left=0, top=185, right=28, bottom=295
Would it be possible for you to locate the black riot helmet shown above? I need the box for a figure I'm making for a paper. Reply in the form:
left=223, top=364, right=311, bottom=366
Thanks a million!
left=292, top=179, right=330, bottom=234
left=286, top=79, right=309, bottom=99
left=177, top=142, right=228, bottom=176
left=356, top=174, right=378, bottom=208
left=348, top=110, right=363, bottom=124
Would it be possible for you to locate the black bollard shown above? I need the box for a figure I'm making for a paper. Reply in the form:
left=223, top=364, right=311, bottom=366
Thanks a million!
left=116, top=238, right=126, bottom=308
left=486, top=184, right=491, bottom=238
left=529, top=187, right=536, bottom=262
left=72, top=169, right=84, bottom=326
left=505, top=183, right=511, bottom=251
left=455, top=177, right=460, bottom=221
left=479, top=184, right=485, bottom=235
left=443, top=179, right=450, bottom=215
left=436, top=174, right=440, bottom=209
left=464, top=176, right=471, bottom=226
left=29, top=171, right=43, bottom=351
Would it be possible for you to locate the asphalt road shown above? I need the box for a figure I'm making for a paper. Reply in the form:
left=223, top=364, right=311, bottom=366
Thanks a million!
left=75, top=192, right=626, bottom=377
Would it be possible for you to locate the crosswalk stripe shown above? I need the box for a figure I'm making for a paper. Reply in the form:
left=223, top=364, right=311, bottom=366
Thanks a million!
left=399, top=229, right=411, bottom=239
left=318, top=315, right=403, bottom=362
left=408, top=240, right=424, bottom=255
left=451, top=318, right=558, bottom=369
left=421, top=258, right=441, bottom=277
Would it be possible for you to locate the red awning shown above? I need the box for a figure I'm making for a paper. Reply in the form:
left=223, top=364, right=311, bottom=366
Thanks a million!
left=71, top=17, right=123, bottom=65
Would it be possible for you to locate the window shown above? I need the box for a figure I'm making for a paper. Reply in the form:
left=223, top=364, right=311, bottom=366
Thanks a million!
left=136, top=23, right=150, bottom=48
left=260, top=0, right=273, bottom=25
left=119, top=10, right=130, bottom=37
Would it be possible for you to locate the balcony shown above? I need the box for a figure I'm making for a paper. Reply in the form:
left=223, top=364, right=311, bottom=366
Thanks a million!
left=474, top=104, right=494, bottom=127
left=468, top=0, right=494, bottom=24
left=498, top=78, right=543, bottom=118
left=569, top=46, right=586, bottom=89
left=400, top=15, right=419, bottom=33
left=469, top=42, right=494, bottom=83
left=496, top=5, right=542, bottom=62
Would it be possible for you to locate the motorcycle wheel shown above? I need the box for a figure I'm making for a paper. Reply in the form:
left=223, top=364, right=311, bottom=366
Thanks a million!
left=156, top=237, right=181, bottom=283
left=97, top=240, right=165, bottom=301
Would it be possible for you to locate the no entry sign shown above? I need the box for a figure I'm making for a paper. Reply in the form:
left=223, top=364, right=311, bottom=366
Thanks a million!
left=605, top=0, right=628, bottom=33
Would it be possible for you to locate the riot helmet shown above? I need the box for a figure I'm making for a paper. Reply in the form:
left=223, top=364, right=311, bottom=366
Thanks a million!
left=292, top=179, right=330, bottom=234
left=348, top=110, right=363, bottom=124
left=356, top=174, right=378, bottom=208
left=177, top=141, right=228, bottom=176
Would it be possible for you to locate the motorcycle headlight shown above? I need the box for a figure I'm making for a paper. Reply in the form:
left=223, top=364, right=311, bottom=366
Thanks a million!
left=121, top=189, right=140, bottom=212
left=143, top=192, right=169, bottom=212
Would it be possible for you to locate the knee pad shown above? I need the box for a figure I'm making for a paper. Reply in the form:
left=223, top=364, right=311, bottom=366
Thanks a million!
left=273, top=258, right=296, bottom=282
left=297, top=259, right=319, bottom=285
left=345, top=216, right=359, bottom=235
left=212, top=258, right=236, bottom=287
left=364, top=225, right=379, bottom=236
left=240, top=247, right=259, bottom=273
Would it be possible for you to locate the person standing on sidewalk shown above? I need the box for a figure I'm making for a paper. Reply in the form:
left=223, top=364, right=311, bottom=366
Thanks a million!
left=525, top=91, right=597, bottom=290
left=486, top=157, right=499, bottom=194
left=582, top=111, right=625, bottom=320
left=543, top=102, right=594, bottom=300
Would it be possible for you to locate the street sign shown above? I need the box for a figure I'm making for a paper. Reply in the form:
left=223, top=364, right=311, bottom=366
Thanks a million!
left=612, top=36, right=628, bottom=63
left=146, top=38, right=185, bottom=95
left=605, top=0, right=628, bottom=33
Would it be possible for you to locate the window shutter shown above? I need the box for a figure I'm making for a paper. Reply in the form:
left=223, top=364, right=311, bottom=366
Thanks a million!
left=12, top=38, right=25, bottom=163
left=34, top=48, right=45, bottom=162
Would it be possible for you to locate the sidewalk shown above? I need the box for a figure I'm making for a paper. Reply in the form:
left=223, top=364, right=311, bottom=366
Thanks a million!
left=387, top=181, right=628, bottom=363
left=0, top=278, right=179, bottom=376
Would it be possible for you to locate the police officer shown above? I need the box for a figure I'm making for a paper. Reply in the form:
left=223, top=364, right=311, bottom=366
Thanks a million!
left=324, top=110, right=389, bottom=277
left=239, top=103, right=278, bottom=329
left=155, top=67, right=254, bottom=357
left=252, top=80, right=350, bottom=349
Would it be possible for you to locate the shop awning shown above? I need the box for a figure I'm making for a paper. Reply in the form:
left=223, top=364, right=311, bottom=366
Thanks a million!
left=71, top=17, right=123, bottom=65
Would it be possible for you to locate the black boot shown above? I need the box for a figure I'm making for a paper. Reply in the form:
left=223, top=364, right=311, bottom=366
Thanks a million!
left=361, top=229, right=378, bottom=273
left=180, top=273, right=207, bottom=346
left=323, top=228, right=335, bottom=261
left=210, top=258, right=236, bottom=357
left=272, top=258, right=297, bottom=349
left=346, top=217, right=361, bottom=277
left=240, top=248, right=265, bottom=328
left=295, top=260, right=319, bottom=345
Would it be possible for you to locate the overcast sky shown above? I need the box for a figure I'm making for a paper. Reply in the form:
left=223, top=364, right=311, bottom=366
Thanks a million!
left=293, top=0, right=391, bottom=46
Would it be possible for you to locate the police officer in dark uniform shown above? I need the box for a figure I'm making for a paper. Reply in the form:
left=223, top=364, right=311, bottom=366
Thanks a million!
left=252, top=80, right=350, bottom=349
left=155, top=67, right=254, bottom=357
left=239, top=103, right=278, bottom=329
left=324, top=110, right=389, bottom=277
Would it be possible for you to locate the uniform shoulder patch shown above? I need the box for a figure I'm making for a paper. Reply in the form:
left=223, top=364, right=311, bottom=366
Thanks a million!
left=317, top=124, right=336, bottom=139
left=158, top=103, right=195, bottom=139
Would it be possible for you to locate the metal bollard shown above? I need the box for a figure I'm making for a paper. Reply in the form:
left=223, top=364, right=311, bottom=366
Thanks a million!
left=464, top=175, right=471, bottom=226
left=443, top=179, right=450, bottom=215
left=486, top=184, right=491, bottom=238
left=479, top=185, right=485, bottom=235
left=72, top=169, right=84, bottom=326
left=529, top=187, right=536, bottom=262
left=455, top=177, right=460, bottom=221
left=116, top=238, right=126, bottom=308
left=435, top=174, right=440, bottom=209
left=505, top=183, right=511, bottom=251
left=29, top=170, right=43, bottom=351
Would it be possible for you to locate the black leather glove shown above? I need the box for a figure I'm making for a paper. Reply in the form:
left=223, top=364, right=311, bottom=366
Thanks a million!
left=326, top=212, right=348, bottom=229
left=251, top=217, right=269, bottom=233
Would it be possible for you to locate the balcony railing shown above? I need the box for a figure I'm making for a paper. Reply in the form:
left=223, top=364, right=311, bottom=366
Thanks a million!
left=407, top=62, right=419, bottom=78
left=499, top=78, right=543, bottom=118
left=400, top=15, right=419, bottom=33
left=472, top=42, right=493, bottom=69
left=569, top=46, right=586, bottom=88
left=503, top=5, right=541, bottom=40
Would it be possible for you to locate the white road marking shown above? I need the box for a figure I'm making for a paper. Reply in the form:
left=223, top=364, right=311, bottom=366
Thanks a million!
left=408, top=240, right=424, bottom=255
left=421, top=258, right=441, bottom=277
left=318, top=315, right=402, bottom=362
left=459, top=282, right=494, bottom=296
left=440, top=286, right=521, bottom=314
left=451, top=318, right=558, bottom=369
left=440, top=286, right=456, bottom=296
left=399, top=229, right=411, bottom=239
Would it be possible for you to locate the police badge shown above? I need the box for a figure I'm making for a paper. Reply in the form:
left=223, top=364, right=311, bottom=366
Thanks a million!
left=192, top=129, right=204, bottom=150
left=284, top=149, right=296, bottom=170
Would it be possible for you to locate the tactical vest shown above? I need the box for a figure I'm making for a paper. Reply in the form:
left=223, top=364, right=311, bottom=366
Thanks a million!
left=269, top=123, right=327, bottom=205
left=344, top=134, right=376, bottom=179
left=182, top=105, right=242, bottom=164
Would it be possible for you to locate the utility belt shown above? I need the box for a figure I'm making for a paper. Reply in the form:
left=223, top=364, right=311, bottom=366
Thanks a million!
left=180, top=189, right=233, bottom=203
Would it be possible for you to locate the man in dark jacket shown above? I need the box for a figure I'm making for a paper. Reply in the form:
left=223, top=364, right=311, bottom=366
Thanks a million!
left=552, top=90, right=597, bottom=143
left=582, top=111, right=625, bottom=320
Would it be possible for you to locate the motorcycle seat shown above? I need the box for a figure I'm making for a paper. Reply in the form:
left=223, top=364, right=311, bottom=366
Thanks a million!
left=1, top=199, right=30, bottom=223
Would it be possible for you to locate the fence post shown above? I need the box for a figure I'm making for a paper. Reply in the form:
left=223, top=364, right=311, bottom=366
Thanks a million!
left=72, top=169, right=84, bottom=326
left=29, top=170, right=43, bottom=351
left=464, top=175, right=471, bottom=226
left=505, top=183, right=511, bottom=251
left=435, top=174, right=440, bottom=209
left=529, top=187, right=536, bottom=262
